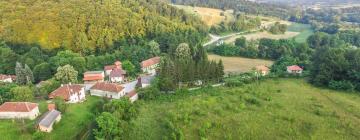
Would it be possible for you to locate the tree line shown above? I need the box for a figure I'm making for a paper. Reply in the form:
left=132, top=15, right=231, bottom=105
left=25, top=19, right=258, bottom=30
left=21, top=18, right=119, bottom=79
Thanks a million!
left=0, top=0, right=207, bottom=54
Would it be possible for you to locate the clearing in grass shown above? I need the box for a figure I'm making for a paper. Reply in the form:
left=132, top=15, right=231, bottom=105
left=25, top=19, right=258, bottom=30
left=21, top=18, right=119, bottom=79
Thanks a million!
left=208, top=54, right=274, bottom=74
left=126, top=78, right=360, bottom=139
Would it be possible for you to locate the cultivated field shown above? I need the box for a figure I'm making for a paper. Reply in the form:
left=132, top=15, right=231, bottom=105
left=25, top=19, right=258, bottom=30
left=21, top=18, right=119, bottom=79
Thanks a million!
left=126, top=78, right=360, bottom=139
left=208, top=54, right=274, bottom=74
left=287, top=23, right=314, bottom=43
left=172, top=4, right=234, bottom=26
left=225, top=31, right=299, bottom=43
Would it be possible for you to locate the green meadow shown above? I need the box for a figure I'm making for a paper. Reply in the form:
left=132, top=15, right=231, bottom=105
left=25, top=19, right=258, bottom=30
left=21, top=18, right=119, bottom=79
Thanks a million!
left=127, top=78, right=360, bottom=139
left=288, top=23, right=314, bottom=43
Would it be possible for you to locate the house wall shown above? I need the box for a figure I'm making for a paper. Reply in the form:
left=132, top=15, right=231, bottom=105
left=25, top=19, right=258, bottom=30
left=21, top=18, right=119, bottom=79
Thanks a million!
left=105, top=70, right=112, bottom=76
left=0, top=107, right=40, bottom=120
left=287, top=69, right=303, bottom=74
left=68, top=88, right=86, bottom=103
left=90, top=89, right=125, bottom=99
left=142, top=64, right=159, bottom=75
left=0, top=78, right=12, bottom=83
left=110, top=76, right=124, bottom=83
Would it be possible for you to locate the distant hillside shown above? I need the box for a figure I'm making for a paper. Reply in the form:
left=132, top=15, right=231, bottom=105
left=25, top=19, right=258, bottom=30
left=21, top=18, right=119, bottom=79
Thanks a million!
left=0, top=0, right=207, bottom=53
left=168, top=0, right=295, bottom=19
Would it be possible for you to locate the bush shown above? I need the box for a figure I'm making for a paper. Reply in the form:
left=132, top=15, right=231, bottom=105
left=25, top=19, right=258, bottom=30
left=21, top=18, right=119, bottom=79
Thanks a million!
left=328, top=80, right=355, bottom=91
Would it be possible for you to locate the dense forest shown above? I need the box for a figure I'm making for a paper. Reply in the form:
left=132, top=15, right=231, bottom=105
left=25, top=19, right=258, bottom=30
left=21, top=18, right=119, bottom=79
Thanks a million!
left=168, top=0, right=295, bottom=19
left=0, top=0, right=207, bottom=54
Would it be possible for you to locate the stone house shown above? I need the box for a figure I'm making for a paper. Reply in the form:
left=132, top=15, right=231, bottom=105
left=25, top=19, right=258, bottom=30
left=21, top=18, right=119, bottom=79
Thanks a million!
left=141, top=57, right=160, bottom=75
left=90, top=82, right=125, bottom=99
left=0, top=102, right=40, bottom=120
left=49, top=84, right=86, bottom=103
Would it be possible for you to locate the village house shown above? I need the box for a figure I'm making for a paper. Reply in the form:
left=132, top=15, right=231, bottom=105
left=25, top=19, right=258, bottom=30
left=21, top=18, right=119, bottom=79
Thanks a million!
left=0, top=74, right=15, bottom=83
left=49, top=84, right=86, bottom=103
left=36, top=106, right=61, bottom=133
left=104, top=61, right=127, bottom=83
left=0, top=102, right=40, bottom=120
left=287, top=65, right=303, bottom=74
left=126, top=90, right=138, bottom=103
left=255, top=65, right=270, bottom=76
left=90, top=82, right=125, bottom=99
left=83, top=71, right=105, bottom=90
left=137, top=75, right=155, bottom=88
left=141, top=57, right=160, bottom=75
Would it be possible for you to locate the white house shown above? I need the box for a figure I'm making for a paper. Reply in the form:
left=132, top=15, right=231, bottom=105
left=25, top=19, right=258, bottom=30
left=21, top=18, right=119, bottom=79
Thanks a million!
left=90, top=82, right=125, bottom=99
left=0, top=102, right=40, bottom=120
left=37, top=109, right=61, bottom=133
left=49, top=84, right=86, bottom=103
left=141, top=57, right=160, bottom=75
left=287, top=65, right=303, bottom=74
left=110, top=68, right=126, bottom=83
left=0, top=74, right=15, bottom=83
left=104, top=61, right=122, bottom=75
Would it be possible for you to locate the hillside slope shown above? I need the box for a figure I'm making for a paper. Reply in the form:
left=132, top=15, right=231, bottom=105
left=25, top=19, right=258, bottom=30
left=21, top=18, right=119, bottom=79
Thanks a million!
left=128, top=79, right=360, bottom=139
left=0, top=0, right=207, bottom=53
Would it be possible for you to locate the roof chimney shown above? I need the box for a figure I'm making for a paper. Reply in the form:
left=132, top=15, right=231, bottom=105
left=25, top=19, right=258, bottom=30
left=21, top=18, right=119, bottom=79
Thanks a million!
left=48, top=103, right=56, bottom=111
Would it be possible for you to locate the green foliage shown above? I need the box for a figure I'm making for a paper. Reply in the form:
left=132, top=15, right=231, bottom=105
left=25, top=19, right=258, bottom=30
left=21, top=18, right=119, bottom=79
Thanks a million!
left=32, top=131, right=45, bottom=140
left=329, top=80, right=355, bottom=91
left=210, top=15, right=261, bottom=34
left=0, top=0, right=206, bottom=53
left=175, top=43, right=191, bottom=59
left=54, top=97, right=68, bottom=113
left=49, top=50, right=86, bottom=74
left=0, top=83, right=17, bottom=104
left=138, top=85, right=162, bottom=100
left=268, top=22, right=287, bottom=34
left=122, top=60, right=136, bottom=77
left=36, top=79, right=61, bottom=99
left=0, top=42, right=18, bottom=74
left=235, top=37, right=246, bottom=47
left=15, top=62, right=34, bottom=85
left=33, top=63, right=52, bottom=83
left=94, top=99, right=138, bottom=140
left=10, top=86, right=34, bottom=102
left=147, top=40, right=161, bottom=56
left=54, top=65, right=78, bottom=84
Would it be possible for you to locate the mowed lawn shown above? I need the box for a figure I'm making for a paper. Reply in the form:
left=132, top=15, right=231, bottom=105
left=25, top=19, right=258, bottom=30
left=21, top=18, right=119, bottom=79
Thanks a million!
left=208, top=54, right=274, bottom=74
left=0, top=96, right=102, bottom=140
left=288, top=23, right=314, bottom=43
left=127, top=79, right=360, bottom=139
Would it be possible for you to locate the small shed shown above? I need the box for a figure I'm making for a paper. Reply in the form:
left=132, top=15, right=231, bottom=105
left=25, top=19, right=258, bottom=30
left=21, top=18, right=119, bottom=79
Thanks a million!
left=37, top=110, right=61, bottom=133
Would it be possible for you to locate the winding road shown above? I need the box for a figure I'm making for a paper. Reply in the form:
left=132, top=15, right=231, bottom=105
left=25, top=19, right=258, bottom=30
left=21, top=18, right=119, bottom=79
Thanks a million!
left=202, top=29, right=259, bottom=47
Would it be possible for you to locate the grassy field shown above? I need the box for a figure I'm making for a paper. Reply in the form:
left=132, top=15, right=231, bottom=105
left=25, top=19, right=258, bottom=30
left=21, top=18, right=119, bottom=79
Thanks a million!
left=208, top=54, right=274, bottom=74
left=127, top=78, right=360, bottom=139
left=0, top=96, right=102, bottom=140
left=288, top=23, right=314, bottom=43
left=172, top=4, right=234, bottom=26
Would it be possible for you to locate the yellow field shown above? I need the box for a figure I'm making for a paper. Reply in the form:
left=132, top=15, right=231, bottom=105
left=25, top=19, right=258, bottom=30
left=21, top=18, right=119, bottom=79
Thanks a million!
left=172, top=5, right=234, bottom=26
left=208, top=54, right=274, bottom=74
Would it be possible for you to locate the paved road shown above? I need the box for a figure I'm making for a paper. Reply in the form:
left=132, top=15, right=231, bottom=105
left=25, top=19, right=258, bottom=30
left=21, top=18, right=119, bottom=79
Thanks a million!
left=202, top=29, right=260, bottom=47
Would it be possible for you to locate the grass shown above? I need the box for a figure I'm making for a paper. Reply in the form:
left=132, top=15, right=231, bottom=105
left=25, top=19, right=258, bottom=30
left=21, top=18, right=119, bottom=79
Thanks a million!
left=208, top=54, right=274, bottom=74
left=127, top=78, right=360, bottom=139
left=172, top=4, right=234, bottom=26
left=0, top=96, right=103, bottom=140
left=288, top=23, right=314, bottom=43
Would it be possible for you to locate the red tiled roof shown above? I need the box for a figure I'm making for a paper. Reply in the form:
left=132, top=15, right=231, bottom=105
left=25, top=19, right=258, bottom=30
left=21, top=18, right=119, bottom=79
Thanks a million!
left=126, top=90, right=137, bottom=98
left=287, top=65, right=303, bottom=71
left=141, top=57, right=160, bottom=68
left=91, top=82, right=124, bottom=93
left=0, top=102, right=38, bottom=112
left=255, top=65, right=269, bottom=71
left=0, top=74, right=13, bottom=80
left=48, top=104, right=56, bottom=111
left=110, top=68, right=126, bottom=77
left=83, top=75, right=104, bottom=81
left=104, top=65, right=116, bottom=71
left=49, top=85, right=83, bottom=100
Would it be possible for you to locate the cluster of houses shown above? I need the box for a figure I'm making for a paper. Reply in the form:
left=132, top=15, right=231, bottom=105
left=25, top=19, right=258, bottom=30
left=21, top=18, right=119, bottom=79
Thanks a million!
left=0, top=74, right=16, bottom=83
left=254, top=64, right=304, bottom=76
left=0, top=56, right=161, bottom=133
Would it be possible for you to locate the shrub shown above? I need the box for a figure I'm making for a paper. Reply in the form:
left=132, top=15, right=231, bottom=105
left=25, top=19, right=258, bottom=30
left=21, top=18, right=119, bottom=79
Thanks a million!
left=329, top=80, right=355, bottom=91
